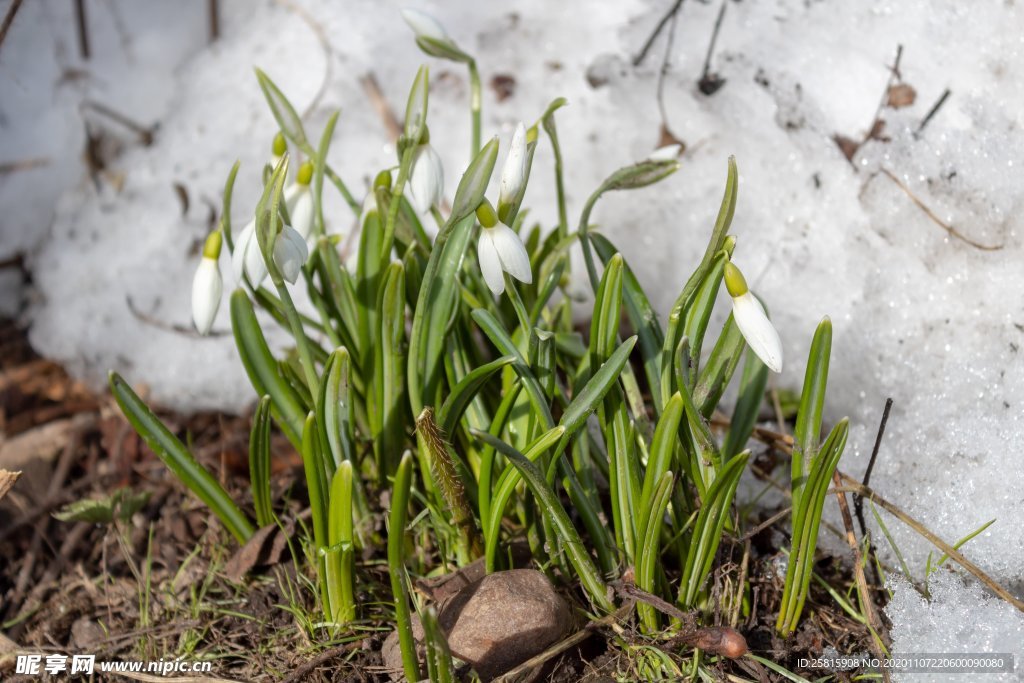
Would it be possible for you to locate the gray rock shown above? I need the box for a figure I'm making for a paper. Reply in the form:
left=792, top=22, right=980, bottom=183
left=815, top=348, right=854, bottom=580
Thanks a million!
left=382, top=568, right=572, bottom=681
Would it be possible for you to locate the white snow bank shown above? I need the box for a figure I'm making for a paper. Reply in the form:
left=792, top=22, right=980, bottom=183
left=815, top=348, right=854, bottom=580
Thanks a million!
left=2, top=0, right=1023, bottom=669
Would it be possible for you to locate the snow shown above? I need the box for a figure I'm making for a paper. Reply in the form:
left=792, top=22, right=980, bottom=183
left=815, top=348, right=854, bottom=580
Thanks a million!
left=2, top=0, right=1023, bottom=670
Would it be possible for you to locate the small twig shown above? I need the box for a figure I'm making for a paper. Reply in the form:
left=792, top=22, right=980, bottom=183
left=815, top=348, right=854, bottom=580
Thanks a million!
left=126, top=295, right=228, bottom=337
left=108, top=672, right=241, bottom=683
left=862, top=45, right=903, bottom=147
left=697, top=0, right=728, bottom=96
left=855, top=398, right=892, bottom=538
left=207, top=0, right=220, bottom=42
left=915, top=88, right=951, bottom=136
left=0, top=0, right=24, bottom=54
left=654, top=0, right=683, bottom=147
left=830, top=471, right=889, bottom=682
left=0, top=158, right=49, bottom=175
left=836, top=474, right=1024, bottom=613
left=881, top=168, right=1003, bottom=251
left=360, top=73, right=402, bottom=143
left=738, top=507, right=792, bottom=543
left=74, top=0, right=90, bottom=60
left=82, top=100, right=156, bottom=145
left=279, top=641, right=365, bottom=683
left=633, top=0, right=685, bottom=67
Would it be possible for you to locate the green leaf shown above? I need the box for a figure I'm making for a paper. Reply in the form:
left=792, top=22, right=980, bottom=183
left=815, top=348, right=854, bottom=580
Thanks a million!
left=54, top=488, right=151, bottom=525
left=792, top=317, right=832, bottom=504
left=109, top=373, right=254, bottom=543
left=679, top=451, right=749, bottom=608
left=387, top=452, right=420, bottom=682
left=636, top=472, right=674, bottom=631
left=373, top=263, right=408, bottom=478
left=473, top=429, right=613, bottom=611
left=326, top=461, right=356, bottom=624
left=722, top=349, right=770, bottom=459
left=254, top=68, right=308, bottom=148
left=438, top=355, right=516, bottom=436
left=693, top=313, right=746, bottom=418
left=589, top=253, right=624, bottom=367
left=404, top=66, right=430, bottom=144
left=450, top=136, right=499, bottom=223
left=249, top=395, right=275, bottom=527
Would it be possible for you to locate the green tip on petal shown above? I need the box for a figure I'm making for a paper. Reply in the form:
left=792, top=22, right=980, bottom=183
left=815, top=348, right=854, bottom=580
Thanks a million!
left=723, top=261, right=748, bottom=297
left=296, top=161, right=314, bottom=186
left=526, top=124, right=539, bottom=144
left=272, top=132, right=287, bottom=157
left=374, top=169, right=393, bottom=190
left=475, top=199, right=498, bottom=228
left=202, top=230, right=223, bottom=259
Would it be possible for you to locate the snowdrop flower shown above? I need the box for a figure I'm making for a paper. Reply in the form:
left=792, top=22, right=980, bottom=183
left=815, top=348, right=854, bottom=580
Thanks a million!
left=475, top=200, right=532, bottom=296
left=408, top=139, right=443, bottom=214
left=231, top=219, right=267, bottom=286
left=648, top=144, right=682, bottom=161
left=273, top=224, right=308, bottom=285
left=498, top=122, right=527, bottom=217
left=401, top=8, right=450, bottom=43
left=285, top=161, right=315, bottom=243
left=724, top=262, right=783, bottom=373
left=191, top=231, right=223, bottom=336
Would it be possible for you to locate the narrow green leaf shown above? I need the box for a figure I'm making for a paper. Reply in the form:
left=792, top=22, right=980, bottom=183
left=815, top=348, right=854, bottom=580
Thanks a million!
left=109, top=373, right=254, bottom=543
left=722, top=349, right=770, bottom=459
left=792, top=317, right=833, bottom=504
left=387, top=452, right=420, bottom=682
left=438, top=355, right=516, bottom=436
left=250, top=395, right=274, bottom=528
left=254, top=68, right=308, bottom=148
left=326, top=460, right=356, bottom=624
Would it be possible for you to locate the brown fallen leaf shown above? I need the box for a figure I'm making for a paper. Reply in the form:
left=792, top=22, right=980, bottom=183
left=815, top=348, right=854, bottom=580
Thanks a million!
left=223, top=521, right=295, bottom=582
left=833, top=134, right=860, bottom=161
left=887, top=83, right=917, bottom=109
left=0, top=469, right=19, bottom=502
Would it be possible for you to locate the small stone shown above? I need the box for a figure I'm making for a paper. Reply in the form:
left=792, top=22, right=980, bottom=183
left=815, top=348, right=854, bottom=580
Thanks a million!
left=381, top=569, right=572, bottom=681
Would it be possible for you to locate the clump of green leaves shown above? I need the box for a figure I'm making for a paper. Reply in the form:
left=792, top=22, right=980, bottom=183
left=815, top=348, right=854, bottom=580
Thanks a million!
left=108, top=10, right=851, bottom=675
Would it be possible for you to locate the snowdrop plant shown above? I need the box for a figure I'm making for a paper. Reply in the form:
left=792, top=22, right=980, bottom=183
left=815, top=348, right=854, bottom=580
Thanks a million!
left=191, top=230, right=223, bottom=336
left=109, top=11, right=852, bottom=678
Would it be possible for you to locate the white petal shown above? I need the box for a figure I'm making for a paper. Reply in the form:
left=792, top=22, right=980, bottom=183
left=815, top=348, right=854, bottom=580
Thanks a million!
left=401, top=8, right=449, bottom=42
left=477, top=230, right=505, bottom=295
left=731, top=292, right=784, bottom=373
left=498, top=122, right=527, bottom=208
left=408, top=144, right=443, bottom=213
left=488, top=223, right=533, bottom=285
left=191, top=257, right=222, bottom=336
left=648, top=144, right=681, bottom=161
left=231, top=221, right=255, bottom=284
left=286, top=184, right=315, bottom=241
left=244, top=230, right=268, bottom=286
left=274, top=225, right=309, bottom=284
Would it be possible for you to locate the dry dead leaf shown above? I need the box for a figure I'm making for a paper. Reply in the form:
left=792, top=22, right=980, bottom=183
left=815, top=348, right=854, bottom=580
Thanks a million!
left=887, top=83, right=917, bottom=109
left=0, top=469, right=21, bottom=502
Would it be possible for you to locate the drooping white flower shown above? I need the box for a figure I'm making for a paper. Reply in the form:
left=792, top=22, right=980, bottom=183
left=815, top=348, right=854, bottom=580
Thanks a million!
left=273, top=224, right=309, bottom=284
left=498, top=122, right=528, bottom=213
left=191, top=232, right=223, bottom=336
left=232, top=219, right=267, bottom=287
left=475, top=201, right=532, bottom=296
left=724, top=262, right=783, bottom=373
left=648, top=144, right=682, bottom=161
left=408, top=143, right=444, bottom=214
left=285, top=161, right=315, bottom=243
left=400, top=8, right=450, bottom=43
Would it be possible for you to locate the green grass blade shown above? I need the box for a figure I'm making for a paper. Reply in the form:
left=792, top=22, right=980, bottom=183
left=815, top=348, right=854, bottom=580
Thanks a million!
left=722, top=348, right=770, bottom=459
left=637, top=471, right=674, bottom=631
left=589, top=253, right=623, bottom=366
left=109, top=373, right=254, bottom=544
left=326, top=460, right=356, bottom=624
left=438, top=355, right=516, bottom=436
left=374, top=262, right=407, bottom=478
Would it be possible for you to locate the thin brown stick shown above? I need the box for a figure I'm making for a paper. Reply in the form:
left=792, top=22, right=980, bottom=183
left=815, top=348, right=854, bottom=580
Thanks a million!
left=916, top=88, right=951, bottom=136
left=360, top=73, right=402, bottom=143
left=633, top=0, right=684, bottom=67
left=881, top=168, right=1003, bottom=251
left=738, top=506, right=792, bottom=543
left=74, top=0, right=90, bottom=60
left=0, top=158, right=49, bottom=175
left=279, top=641, right=365, bottom=683
left=207, top=0, right=220, bottom=42
left=0, top=0, right=24, bottom=54
left=831, top=471, right=889, bottom=683
left=836, top=474, right=1024, bottom=613
left=82, top=100, right=155, bottom=145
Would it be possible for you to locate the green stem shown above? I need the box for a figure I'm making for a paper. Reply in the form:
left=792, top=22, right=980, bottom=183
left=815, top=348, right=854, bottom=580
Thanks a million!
left=504, top=275, right=532, bottom=344
left=272, top=279, right=321, bottom=396
left=577, top=190, right=603, bottom=293
left=468, top=60, right=482, bottom=158
left=382, top=147, right=415, bottom=265
left=325, top=164, right=360, bottom=214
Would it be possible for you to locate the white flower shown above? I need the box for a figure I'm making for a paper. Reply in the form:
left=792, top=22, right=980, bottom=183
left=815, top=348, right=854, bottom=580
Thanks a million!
left=498, top=122, right=528, bottom=213
left=231, top=220, right=268, bottom=287
left=724, top=262, right=783, bottom=373
left=285, top=182, right=314, bottom=242
left=648, top=144, right=682, bottom=161
left=273, top=224, right=309, bottom=284
left=408, top=144, right=444, bottom=214
left=478, top=222, right=532, bottom=296
left=191, top=233, right=223, bottom=336
left=401, top=8, right=450, bottom=43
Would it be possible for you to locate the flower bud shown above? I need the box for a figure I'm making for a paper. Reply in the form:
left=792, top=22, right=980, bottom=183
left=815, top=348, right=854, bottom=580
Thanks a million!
left=498, top=122, right=528, bottom=219
left=408, top=143, right=443, bottom=213
left=725, top=261, right=783, bottom=373
left=191, top=231, right=223, bottom=335
left=273, top=224, right=309, bottom=284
